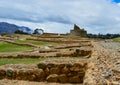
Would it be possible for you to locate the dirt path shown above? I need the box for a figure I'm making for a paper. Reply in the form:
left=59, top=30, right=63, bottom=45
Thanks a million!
left=0, top=79, right=83, bottom=85
left=98, top=41, right=120, bottom=52
left=91, top=41, right=120, bottom=84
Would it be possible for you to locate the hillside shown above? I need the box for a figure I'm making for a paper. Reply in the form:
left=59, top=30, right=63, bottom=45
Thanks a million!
left=0, top=22, right=33, bottom=34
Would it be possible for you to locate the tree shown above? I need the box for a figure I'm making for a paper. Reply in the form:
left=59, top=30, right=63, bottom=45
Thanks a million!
left=14, top=30, right=28, bottom=34
left=33, top=28, right=44, bottom=34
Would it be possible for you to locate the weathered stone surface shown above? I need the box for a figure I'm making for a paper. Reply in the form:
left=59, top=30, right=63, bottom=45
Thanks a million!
left=78, top=71, right=85, bottom=77
left=37, top=63, right=47, bottom=70
left=70, top=62, right=84, bottom=72
left=66, top=63, right=72, bottom=68
left=61, top=66, right=70, bottom=74
left=67, top=73, right=76, bottom=77
left=74, top=49, right=92, bottom=56
left=0, top=58, right=88, bottom=84
left=70, top=66, right=80, bottom=72
left=69, top=76, right=83, bottom=83
left=0, top=69, right=6, bottom=79
left=74, top=62, right=84, bottom=67
left=18, top=69, right=45, bottom=81
left=16, top=69, right=28, bottom=80
left=50, top=67, right=60, bottom=74
left=44, top=68, right=50, bottom=76
left=58, top=64, right=65, bottom=69
left=33, top=69, right=46, bottom=81
left=70, top=24, right=87, bottom=37
left=47, top=63, right=56, bottom=69
left=58, top=74, right=68, bottom=83
left=6, top=67, right=16, bottom=79
left=46, top=74, right=58, bottom=82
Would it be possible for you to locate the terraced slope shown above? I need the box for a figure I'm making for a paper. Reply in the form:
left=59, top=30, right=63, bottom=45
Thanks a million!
left=0, top=34, right=119, bottom=84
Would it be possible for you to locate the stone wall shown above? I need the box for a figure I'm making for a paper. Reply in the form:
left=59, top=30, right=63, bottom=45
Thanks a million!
left=70, top=24, right=87, bottom=37
left=38, top=61, right=87, bottom=83
left=0, top=60, right=88, bottom=84
left=0, top=48, right=92, bottom=58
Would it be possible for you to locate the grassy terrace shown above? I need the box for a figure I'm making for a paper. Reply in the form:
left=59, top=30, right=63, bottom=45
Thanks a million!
left=0, top=41, right=33, bottom=52
left=0, top=58, right=44, bottom=66
left=15, top=39, right=49, bottom=46
left=0, top=57, right=81, bottom=66
left=113, top=37, right=120, bottom=42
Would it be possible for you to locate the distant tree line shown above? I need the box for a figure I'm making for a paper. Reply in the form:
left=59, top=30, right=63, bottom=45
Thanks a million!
left=14, top=28, right=44, bottom=35
left=87, top=33, right=120, bottom=39
left=14, top=30, right=28, bottom=34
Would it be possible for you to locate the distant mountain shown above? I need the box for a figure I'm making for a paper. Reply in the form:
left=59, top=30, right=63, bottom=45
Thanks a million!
left=0, top=22, right=33, bottom=34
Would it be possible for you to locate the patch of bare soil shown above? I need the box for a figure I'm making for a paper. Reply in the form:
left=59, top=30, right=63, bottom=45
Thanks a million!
left=0, top=79, right=82, bottom=85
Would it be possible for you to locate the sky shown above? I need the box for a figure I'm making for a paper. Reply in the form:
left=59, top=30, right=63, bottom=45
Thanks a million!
left=114, top=0, right=120, bottom=3
left=0, top=0, right=120, bottom=34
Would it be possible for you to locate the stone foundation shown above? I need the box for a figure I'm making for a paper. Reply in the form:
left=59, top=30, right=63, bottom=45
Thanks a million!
left=0, top=59, right=88, bottom=84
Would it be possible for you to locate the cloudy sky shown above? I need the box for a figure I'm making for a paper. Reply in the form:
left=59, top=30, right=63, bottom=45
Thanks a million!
left=0, top=0, right=120, bottom=34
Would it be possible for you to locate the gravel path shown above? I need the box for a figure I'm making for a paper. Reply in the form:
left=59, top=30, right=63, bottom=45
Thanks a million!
left=98, top=41, right=120, bottom=52
left=91, top=41, right=120, bottom=84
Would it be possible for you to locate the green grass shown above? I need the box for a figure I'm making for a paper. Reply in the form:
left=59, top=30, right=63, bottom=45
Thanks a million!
left=113, top=37, right=120, bottom=42
left=0, top=58, right=44, bottom=66
left=15, top=39, right=49, bottom=46
left=0, top=42, right=33, bottom=52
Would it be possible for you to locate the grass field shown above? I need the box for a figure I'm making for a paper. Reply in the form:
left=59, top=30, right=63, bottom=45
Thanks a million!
left=0, top=42, right=33, bottom=52
left=113, top=37, right=120, bottom=42
left=0, top=58, right=45, bottom=66
left=15, top=39, right=49, bottom=46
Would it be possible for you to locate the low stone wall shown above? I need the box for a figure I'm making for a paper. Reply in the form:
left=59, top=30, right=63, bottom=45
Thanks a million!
left=38, top=60, right=87, bottom=83
left=54, top=43, right=82, bottom=49
left=0, top=48, right=92, bottom=58
left=0, top=37, right=13, bottom=40
left=56, top=49, right=92, bottom=57
left=39, top=49, right=58, bottom=53
left=54, top=44, right=93, bottom=49
left=0, top=60, right=88, bottom=84
left=26, top=38, right=90, bottom=44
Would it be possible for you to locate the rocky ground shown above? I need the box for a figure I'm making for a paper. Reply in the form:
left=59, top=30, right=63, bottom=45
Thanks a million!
left=90, top=40, right=120, bottom=84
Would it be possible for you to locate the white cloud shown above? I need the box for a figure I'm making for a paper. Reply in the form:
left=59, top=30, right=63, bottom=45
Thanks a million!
left=0, top=0, right=120, bottom=34
left=118, top=3, right=120, bottom=6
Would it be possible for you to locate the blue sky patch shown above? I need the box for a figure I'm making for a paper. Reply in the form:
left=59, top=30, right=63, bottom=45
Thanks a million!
left=113, top=0, right=120, bottom=3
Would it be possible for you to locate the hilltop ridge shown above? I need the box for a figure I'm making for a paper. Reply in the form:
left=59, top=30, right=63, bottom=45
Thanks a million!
left=0, top=22, right=33, bottom=34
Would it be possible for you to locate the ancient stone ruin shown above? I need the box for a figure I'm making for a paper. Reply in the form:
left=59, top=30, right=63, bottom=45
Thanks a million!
left=0, top=58, right=90, bottom=84
left=0, top=33, right=120, bottom=84
left=70, top=24, right=87, bottom=37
